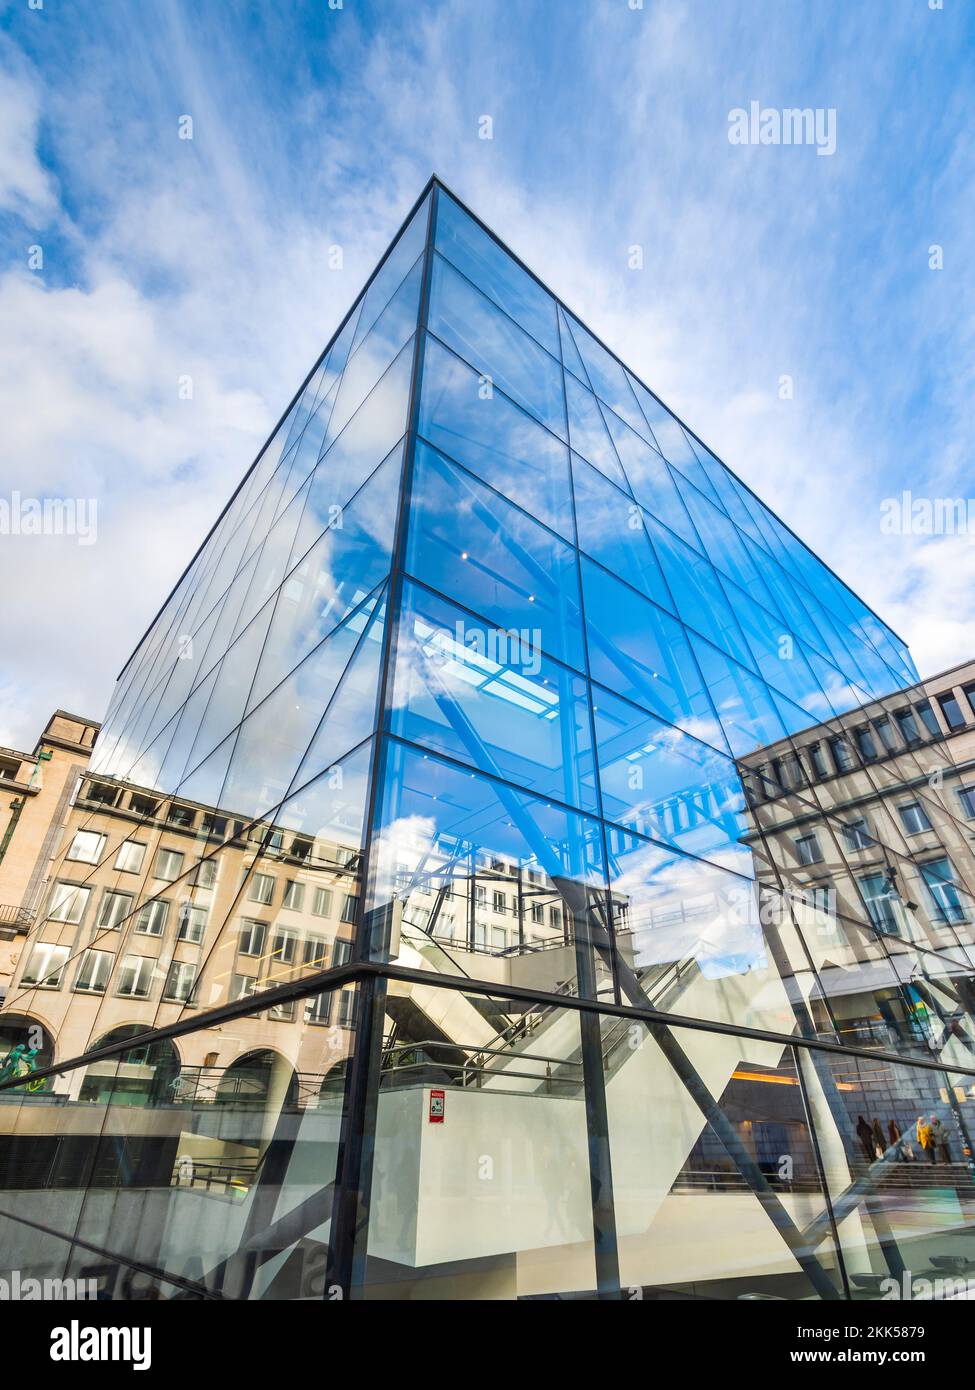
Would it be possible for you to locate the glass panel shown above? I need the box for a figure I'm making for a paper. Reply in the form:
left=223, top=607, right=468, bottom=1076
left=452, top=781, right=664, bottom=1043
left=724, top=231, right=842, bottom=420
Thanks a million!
left=390, top=580, right=598, bottom=813
left=366, top=740, right=613, bottom=1001
left=0, top=986, right=361, bottom=1300
left=349, top=191, right=429, bottom=357
left=358, top=985, right=598, bottom=1299
left=418, top=336, right=573, bottom=539
left=610, top=1029, right=844, bottom=1299
left=406, top=442, right=585, bottom=673
left=570, top=456, right=673, bottom=614
left=593, top=686, right=747, bottom=868
left=799, top=1049, right=975, bottom=1299
left=562, top=312, right=647, bottom=437
left=434, top=190, right=560, bottom=357
left=581, top=559, right=727, bottom=752
left=564, top=371, right=629, bottom=490
left=427, top=253, right=566, bottom=439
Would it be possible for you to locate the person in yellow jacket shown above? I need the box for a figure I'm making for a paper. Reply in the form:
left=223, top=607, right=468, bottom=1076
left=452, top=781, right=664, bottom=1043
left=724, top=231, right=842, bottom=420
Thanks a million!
left=916, top=1115, right=936, bottom=1163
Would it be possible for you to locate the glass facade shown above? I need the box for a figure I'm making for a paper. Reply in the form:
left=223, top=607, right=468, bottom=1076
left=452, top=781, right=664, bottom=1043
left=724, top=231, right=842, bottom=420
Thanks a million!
left=3, top=178, right=975, bottom=1301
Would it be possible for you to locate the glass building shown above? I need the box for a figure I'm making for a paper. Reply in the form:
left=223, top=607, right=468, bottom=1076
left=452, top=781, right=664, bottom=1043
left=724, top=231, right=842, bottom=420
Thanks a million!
left=3, top=176, right=975, bottom=1301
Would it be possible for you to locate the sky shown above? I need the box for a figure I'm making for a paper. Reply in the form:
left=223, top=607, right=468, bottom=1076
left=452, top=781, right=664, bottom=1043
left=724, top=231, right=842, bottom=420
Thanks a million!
left=0, top=0, right=973, bottom=751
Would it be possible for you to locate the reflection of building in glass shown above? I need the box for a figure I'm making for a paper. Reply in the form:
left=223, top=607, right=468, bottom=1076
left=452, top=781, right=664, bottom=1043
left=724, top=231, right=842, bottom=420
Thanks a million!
left=740, top=659, right=975, bottom=1062
left=1, top=178, right=975, bottom=1301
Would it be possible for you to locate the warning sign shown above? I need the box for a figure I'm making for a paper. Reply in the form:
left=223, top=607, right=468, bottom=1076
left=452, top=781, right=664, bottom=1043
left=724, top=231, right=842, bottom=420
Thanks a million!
left=429, top=1088, right=445, bottom=1123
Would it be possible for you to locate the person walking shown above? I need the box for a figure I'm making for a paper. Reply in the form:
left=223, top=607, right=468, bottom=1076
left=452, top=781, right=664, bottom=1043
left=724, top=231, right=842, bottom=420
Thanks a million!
left=929, top=1114, right=952, bottom=1163
left=917, top=1115, right=936, bottom=1163
left=871, top=1118, right=886, bottom=1158
left=856, top=1115, right=875, bottom=1162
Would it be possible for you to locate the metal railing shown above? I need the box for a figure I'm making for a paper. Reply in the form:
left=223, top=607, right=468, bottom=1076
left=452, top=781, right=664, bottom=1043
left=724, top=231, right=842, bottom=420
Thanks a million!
left=0, top=904, right=35, bottom=930
left=380, top=1038, right=583, bottom=1097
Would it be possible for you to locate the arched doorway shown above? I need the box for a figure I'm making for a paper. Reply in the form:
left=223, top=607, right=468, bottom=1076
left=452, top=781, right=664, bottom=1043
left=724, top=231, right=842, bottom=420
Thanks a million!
left=79, top=1026, right=180, bottom=1107
left=216, top=1049, right=298, bottom=1109
left=0, top=1013, right=55, bottom=1092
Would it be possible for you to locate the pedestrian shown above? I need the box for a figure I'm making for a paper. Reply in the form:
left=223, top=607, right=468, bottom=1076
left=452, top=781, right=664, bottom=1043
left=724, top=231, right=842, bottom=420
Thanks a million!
left=871, top=1118, right=886, bottom=1158
left=916, top=1115, right=936, bottom=1163
left=856, top=1115, right=875, bottom=1162
left=929, top=1114, right=952, bottom=1163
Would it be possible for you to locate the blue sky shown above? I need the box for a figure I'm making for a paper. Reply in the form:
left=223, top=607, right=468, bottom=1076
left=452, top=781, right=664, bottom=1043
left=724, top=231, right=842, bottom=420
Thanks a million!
left=0, top=0, right=972, bottom=749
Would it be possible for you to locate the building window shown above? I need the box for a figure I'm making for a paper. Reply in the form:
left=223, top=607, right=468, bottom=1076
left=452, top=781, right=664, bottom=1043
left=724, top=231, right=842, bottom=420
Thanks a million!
left=135, top=900, right=169, bottom=936
left=957, top=786, right=975, bottom=820
left=915, top=701, right=940, bottom=738
left=873, top=717, right=897, bottom=752
left=272, top=928, right=297, bottom=965
left=549, top=906, right=562, bottom=931
left=305, top=993, right=330, bottom=1025
left=163, top=961, right=197, bottom=1003
left=83, top=781, right=118, bottom=807
left=858, top=873, right=901, bottom=936
left=238, top=919, right=267, bottom=956
left=283, top=880, right=305, bottom=912
left=920, top=858, right=968, bottom=925
left=48, top=882, right=91, bottom=924
left=340, top=893, right=359, bottom=924
left=807, top=743, right=828, bottom=778
left=841, top=818, right=873, bottom=851
left=115, top=840, right=146, bottom=874
left=130, top=794, right=159, bottom=818
left=795, top=833, right=823, bottom=866
left=312, top=887, right=333, bottom=918
left=303, top=936, right=328, bottom=970
left=167, top=803, right=196, bottom=829
left=177, top=904, right=208, bottom=944
left=97, top=890, right=134, bottom=930
left=937, top=692, right=967, bottom=731
left=492, top=890, right=507, bottom=914
left=231, top=975, right=259, bottom=1002
left=74, top=949, right=112, bottom=994
left=531, top=901, right=544, bottom=924
left=828, top=737, right=854, bottom=773
left=66, top=830, right=106, bottom=865
left=332, top=939, right=352, bottom=967
left=899, top=801, right=931, bottom=835
left=894, top=708, right=920, bottom=745
left=116, top=955, right=155, bottom=998
left=201, top=814, right=227, bottom=839
left=154, top=848, right=185, bottom=882
left=248, top=872, right=275, bottom=906
left=853, top=728, right=877, bottom=762
left=191, top=858, right=218, bottom=890
left=21, top=942, right=70, bottom=988
left=337, top=990, right=357, bottom=1029
left=269, top=999, right=295, bottom=1022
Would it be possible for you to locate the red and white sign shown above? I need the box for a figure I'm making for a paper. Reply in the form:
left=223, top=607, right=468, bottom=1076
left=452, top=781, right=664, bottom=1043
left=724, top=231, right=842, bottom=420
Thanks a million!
left=428, top=1088, right=445, bottom=1123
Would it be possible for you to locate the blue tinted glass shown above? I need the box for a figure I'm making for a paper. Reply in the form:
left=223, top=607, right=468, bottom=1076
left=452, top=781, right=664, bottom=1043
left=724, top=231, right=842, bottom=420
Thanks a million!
left=571, top=457, right=674, bottom=613
left=435, top=192, right=560, bottom=357
left=391, top=581, right=598, bottom=812
left=428, top=254, right=566, bottom=439
left=599, top=407, right=699, bottom=548
left=247, top=450, right=399, bottom=710
left=628, top=380, right=721, bottom=503
left=593, top=685, right=748, bottom=870
left=324, top=256, right=423, bottom=447
left=368, top=740, right=612, bottom=999
left=558, top=304, right=589, bottom=384
left=645, top=516, right=754, bottom=669
left=582, top=559, right=727, bottom=752
left=406, top=442, right=585, bottom=672
left=563, top=313, right=647, bottom=436
left=350, top=192, right=430, bottom=357
left=418, top=336, right=573, bottom=539
left=687, top=635, right=789, bottom=757
left=564, top=373, right=629, bottom=489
